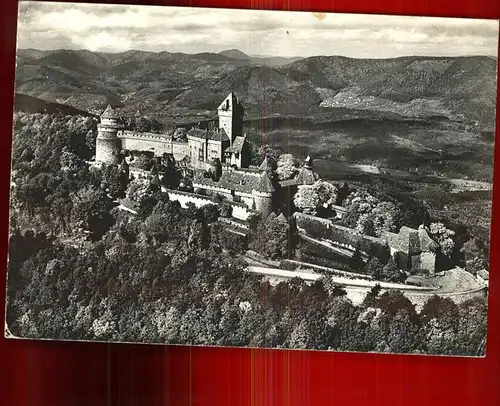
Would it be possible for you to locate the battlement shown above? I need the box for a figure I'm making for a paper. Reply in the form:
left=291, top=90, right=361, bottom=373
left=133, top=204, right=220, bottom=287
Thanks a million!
left=117, top=130, right=176, bottom=142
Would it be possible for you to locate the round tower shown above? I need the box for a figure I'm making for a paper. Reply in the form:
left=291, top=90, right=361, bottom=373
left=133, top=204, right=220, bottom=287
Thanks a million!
left=252, top=171, right=274, bottom=218
left=96, top=104, right=123, bottom=164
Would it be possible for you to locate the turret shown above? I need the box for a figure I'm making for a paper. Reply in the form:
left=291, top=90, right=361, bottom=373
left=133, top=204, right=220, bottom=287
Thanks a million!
left=304, top=155, right=313, bottom=169
left=259, top=156, right=275, bottom=173
left=96, top=104, right=123, bottom=164
left=252, top=171, right=275, bottom=218
left=217, top=93, right=244, bottom=145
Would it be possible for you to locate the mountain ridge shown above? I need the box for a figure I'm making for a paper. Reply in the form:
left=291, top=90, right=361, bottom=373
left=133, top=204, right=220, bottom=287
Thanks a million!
left=14, top=48, right=498, bottom=129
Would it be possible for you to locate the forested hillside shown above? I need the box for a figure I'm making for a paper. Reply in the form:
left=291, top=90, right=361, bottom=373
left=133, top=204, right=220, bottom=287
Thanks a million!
left=5, top=112, right=488, bottom=355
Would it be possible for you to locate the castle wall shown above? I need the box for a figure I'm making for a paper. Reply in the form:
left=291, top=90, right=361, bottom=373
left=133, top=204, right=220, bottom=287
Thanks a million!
left=231, top=204, right=252, bottom=221
left=187, top=136, right=206, bottom=170
left=253, top=191, right=273, bottom=218
left=239, top=195, right=255, bottom=208
left=207, top=139, right=224, bottom=162
left=166, top=189, right=255, bottom=221
left=192, top=182, right=233, bottom=200
left=119, top=134, right=188, bottom=161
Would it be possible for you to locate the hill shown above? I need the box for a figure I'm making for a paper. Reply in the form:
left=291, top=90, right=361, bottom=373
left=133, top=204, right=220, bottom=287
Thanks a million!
left=13, top=49, right=498, bottom=129
left=13, top=93, right=95, bottom=116
left=219, top=49, right=251, bottom=60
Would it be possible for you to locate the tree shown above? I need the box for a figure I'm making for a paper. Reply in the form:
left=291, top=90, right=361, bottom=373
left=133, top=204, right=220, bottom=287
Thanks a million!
left=258, top=145, right=281, bottom=164
left=288, top=319, right=312, bottom=349
left=365, top=257, right=384, bottom=280
left=250, top=216, right=291, bottom=260
left=363, top=284, right=382, bottom=307
left=46, top=182, right=73, bottom=234
left=455, top=297, right=487, bottom=356
left=381, top=258, right=406, bottom=283
left=293, top=185, right=319, bottom=215
left=326, top=297, right=361, bottom=351
left=342, top=202, right=360, bottom=229
left=460, top=238, right=487, bottom=274
left=126, top=179, right=149, bottom=202
left=135, top=117, right=152, bottom=133
left=101, top=164, right=129, bottom=199
left=375, top=290, right=417, bottom=322
left=134, top=154, right=155, bottom=171
left=187, top=220, right=209, bottom=252
left=386, top=309, right=420, bottom=354
left=211, top=158, right=222, bottom=181
left=142, top=213, right=170, bottom=244
left=293, top=180, right=338, bottom=216
left=394, top=251, right=408, bottom=272
left=276, top=154, right=299, bottom=180
left=160, top=157, right=179, bottom=190
left=211, top=223, right=247, bottom=253
left=313, top=180, right=338, bottom=213
left=420, top=295, right=459, bottom=329
left=374, top=243, right=391, bottom=265
left=370, top=202, right=399, bottom=236
left=201, top=204, right=220, bottom=223
left=356, top=213, right=376, bottom=236
left=60, top=147, right=83, bottom=173
left=429, top=222, right=455, bottom=257
left=73, top=186, right=115, bottom=239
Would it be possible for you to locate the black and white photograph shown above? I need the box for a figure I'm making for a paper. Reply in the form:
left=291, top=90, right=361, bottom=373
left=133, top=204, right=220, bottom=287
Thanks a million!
left=5, top=1, right=498, bottom=356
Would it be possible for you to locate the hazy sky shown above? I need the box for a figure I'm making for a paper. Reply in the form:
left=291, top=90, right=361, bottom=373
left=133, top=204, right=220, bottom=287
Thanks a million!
left=16, top=1, right=499, bottom=58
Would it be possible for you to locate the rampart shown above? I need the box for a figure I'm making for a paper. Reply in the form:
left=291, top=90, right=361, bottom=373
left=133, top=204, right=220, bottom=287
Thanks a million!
left=165, top=189, right=257, bottom=221
left=118, top=131, right=188, bottom=161
left=294, top=212, right=383, bottom=255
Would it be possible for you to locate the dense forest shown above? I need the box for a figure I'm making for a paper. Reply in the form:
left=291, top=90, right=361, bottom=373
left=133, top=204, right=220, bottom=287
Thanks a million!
left=5, top=112, right=487, bottom=356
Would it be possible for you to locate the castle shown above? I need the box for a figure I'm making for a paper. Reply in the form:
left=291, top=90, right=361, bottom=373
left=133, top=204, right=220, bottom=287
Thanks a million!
left=95, top=93, right=438, bottom=272
left=96, top=93, right=247, bottom=171
left=95, top=92, right=319, bottom=219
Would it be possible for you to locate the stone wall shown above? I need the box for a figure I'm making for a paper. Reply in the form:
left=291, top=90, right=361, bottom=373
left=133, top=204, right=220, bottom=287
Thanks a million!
left=294, top=212, right=381, bottom=256
left=231, top=203, right=253, bottom=221
left=119, top=133, right=188, bottom=161
left=166, top=189, right=255, bottom=221
left=192, top=181, right=233, bottom=200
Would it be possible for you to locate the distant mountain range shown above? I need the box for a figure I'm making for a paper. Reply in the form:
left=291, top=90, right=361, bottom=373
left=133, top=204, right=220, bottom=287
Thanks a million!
left=218, top=48, right=303, bottom=66
left=14, top=48, right=498, bottom=129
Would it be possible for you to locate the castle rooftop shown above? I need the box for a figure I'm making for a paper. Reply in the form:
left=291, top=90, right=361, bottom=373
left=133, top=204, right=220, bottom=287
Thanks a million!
left=255, top=171, right=275, bottom=193
left=258, top=156, right=275, bottom=172
left=194, top=169, right=261, bottom=194
left=101, top=104, right=120, bottom=119
left=226, top=135, right=247, bottom=154
left=295, top=166, right=320, bottom=185
left=187, top=127, right=230, bottom=142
